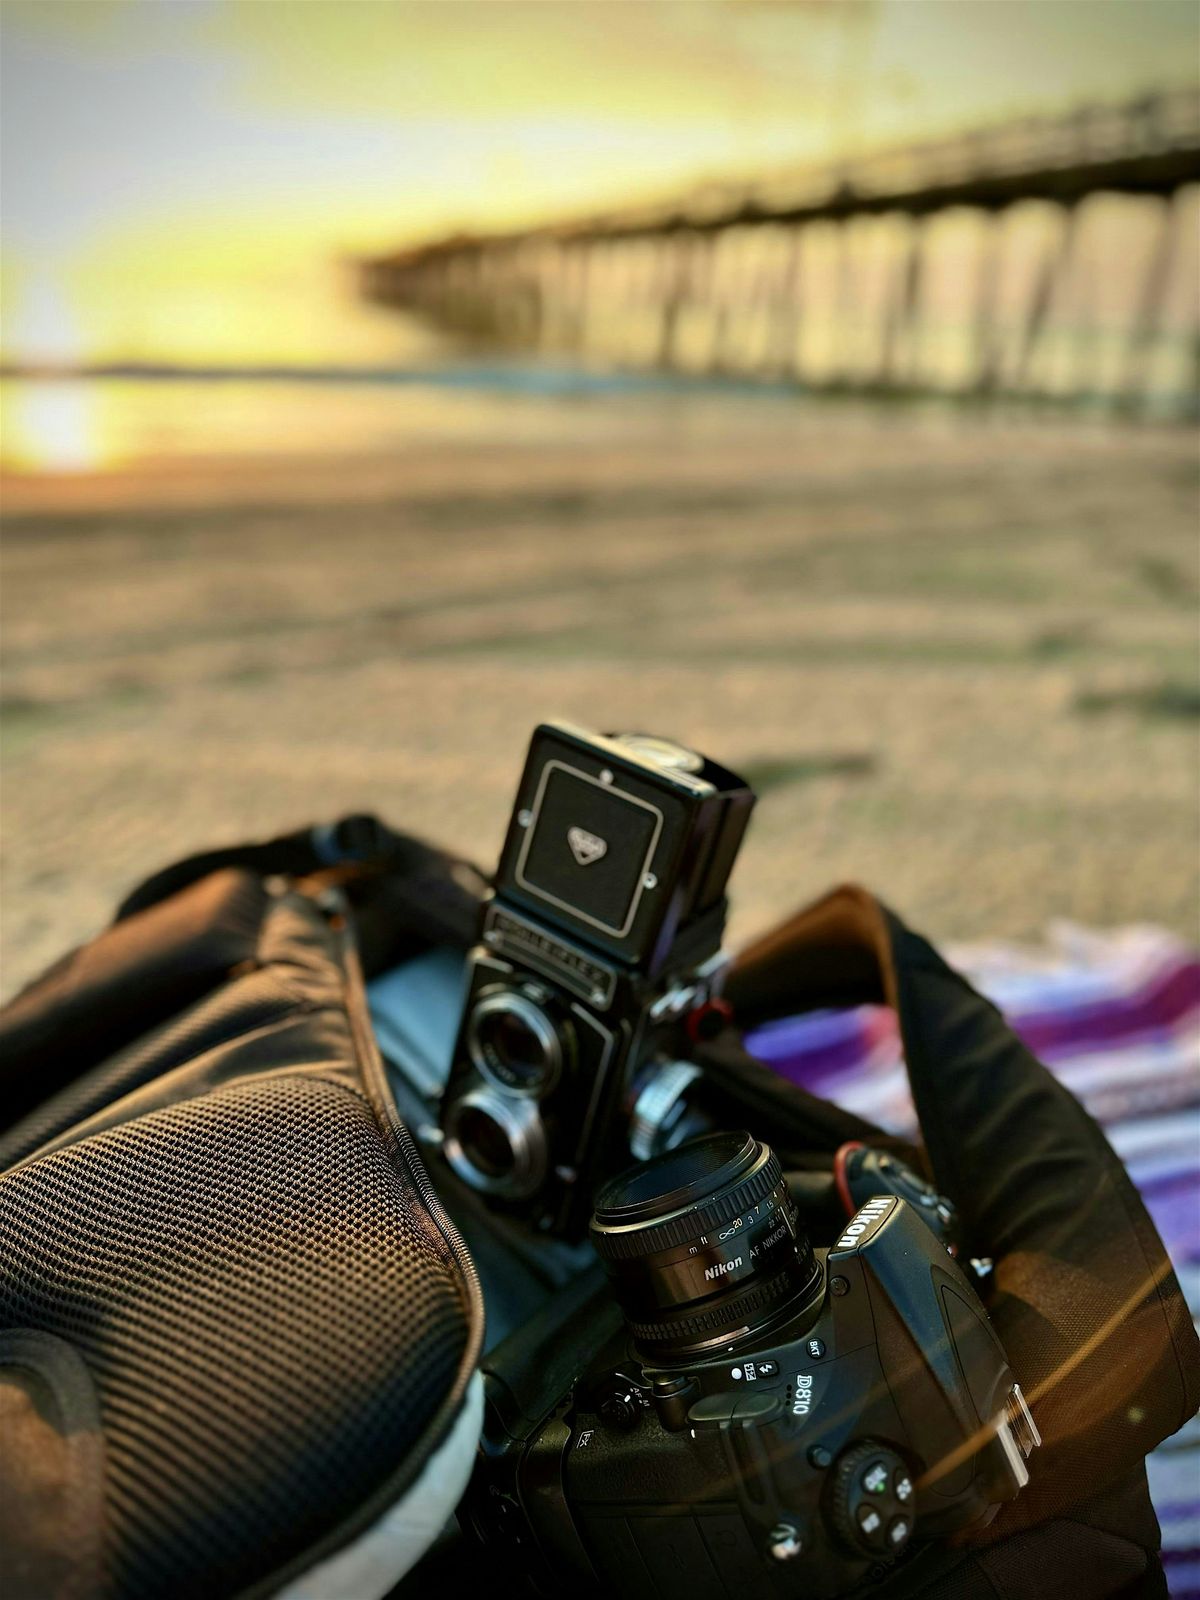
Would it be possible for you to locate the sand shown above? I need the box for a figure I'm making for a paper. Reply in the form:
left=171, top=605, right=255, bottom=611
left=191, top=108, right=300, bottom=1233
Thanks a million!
left=2, top=393, right=1197, bottom=999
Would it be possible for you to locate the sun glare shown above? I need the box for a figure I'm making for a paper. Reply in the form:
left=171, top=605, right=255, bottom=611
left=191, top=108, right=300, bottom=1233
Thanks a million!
left=1, top=381, right=103, bottom=473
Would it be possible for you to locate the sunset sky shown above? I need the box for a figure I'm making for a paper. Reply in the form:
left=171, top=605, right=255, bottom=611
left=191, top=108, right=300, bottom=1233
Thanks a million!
left=2, top=0, right=1197, bottom=366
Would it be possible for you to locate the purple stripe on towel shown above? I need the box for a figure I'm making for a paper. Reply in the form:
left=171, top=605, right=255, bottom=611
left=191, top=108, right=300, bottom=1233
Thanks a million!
left=1010, top=961, right=1200, bottom=1060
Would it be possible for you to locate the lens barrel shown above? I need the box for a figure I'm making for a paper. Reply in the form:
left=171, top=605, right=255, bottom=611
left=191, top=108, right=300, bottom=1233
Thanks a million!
left=590, top=1131, right=822, bottom=1359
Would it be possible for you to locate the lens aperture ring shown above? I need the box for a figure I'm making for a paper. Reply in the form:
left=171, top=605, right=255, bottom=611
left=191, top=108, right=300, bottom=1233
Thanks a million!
left=591, top=1147, right=784, bottom=1261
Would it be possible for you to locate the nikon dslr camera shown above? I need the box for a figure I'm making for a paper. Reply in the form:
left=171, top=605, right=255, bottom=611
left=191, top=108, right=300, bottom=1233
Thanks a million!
left=440, top=722, right=754, bottom=1236
left=468, top=1130, right=1041, bottom=1599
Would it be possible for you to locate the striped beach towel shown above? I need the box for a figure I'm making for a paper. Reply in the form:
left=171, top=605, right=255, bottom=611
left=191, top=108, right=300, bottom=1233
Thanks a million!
left=745, top=921, right=1200, bottom=1597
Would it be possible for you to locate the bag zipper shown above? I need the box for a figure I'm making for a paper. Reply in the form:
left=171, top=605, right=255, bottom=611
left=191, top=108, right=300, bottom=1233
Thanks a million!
left=321, top=884, right=485, bottom=1345
left=233, top=882, right=486, bottom=1600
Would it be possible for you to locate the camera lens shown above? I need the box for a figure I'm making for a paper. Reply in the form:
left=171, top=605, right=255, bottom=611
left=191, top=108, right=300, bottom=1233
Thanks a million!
left=442, top=1086, right=547, bottom=1199
left=468, top=991, right=564, bottom=1095
left=456, top=1106, right=515, bottom=1180
left=590, top=1131, right=822, bottom=1359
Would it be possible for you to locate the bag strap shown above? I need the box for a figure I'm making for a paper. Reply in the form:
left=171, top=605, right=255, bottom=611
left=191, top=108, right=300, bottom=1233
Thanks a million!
left=115, top=814, right=485, bottom=977
left=0, top=819, right=485, bottom=1136
left=726, top=883, right=1200, bottom=1536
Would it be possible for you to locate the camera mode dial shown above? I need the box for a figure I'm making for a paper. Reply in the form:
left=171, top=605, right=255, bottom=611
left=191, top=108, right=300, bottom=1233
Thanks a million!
left=594, top=1377, right=645, bottom=1433
left=826, top=1440, right=915, bottom=1560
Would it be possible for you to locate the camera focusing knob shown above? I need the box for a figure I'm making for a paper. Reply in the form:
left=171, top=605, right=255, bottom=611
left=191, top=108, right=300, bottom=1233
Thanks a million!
left=826, top=1441, right=915, bottom=1560
left=595, top=1378, right=644, bottom=1433
left=628, top=1061, right=704, bottom=1161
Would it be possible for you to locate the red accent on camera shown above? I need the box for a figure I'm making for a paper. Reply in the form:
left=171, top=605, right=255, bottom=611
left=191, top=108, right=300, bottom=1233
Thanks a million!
left=685, top=997, right=734, bottom=1044
left=833, top=1141, right=866, bottom=1219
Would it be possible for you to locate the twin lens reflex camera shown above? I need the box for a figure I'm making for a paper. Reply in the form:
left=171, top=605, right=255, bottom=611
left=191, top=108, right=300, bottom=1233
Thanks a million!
left=439, top=721, right=754, bottom=1236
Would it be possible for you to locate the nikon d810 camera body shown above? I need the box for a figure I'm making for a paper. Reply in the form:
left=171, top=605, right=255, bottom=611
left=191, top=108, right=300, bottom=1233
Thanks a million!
left=440, top=723, right=754, bottom=1236
left=469, top=1131, right=1040, bottom=1599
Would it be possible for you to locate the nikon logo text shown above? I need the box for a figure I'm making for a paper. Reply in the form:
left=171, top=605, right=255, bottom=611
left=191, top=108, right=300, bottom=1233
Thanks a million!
left=567, top=827, right=607, bottom=866
left=705, top=1255, right=742, bottom=1281
left=836, top=1196, right=894, bottom=1251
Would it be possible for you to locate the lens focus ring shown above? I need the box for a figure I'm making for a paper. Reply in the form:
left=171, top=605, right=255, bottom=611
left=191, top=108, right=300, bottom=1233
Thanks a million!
left=624, top=1267, right=802, bottom=1346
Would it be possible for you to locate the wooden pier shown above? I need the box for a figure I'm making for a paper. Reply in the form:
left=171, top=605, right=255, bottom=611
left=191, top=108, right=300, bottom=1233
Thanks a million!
left=362, top=90, right=1200, bottom=411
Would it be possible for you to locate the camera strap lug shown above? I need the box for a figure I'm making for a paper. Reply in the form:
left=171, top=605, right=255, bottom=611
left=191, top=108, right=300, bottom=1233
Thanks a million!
left=989, top=1384, right=1041, bottom=1493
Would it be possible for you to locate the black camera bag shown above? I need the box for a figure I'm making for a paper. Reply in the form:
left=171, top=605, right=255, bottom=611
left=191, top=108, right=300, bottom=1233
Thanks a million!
left=1, top=818, right=1196, bottom=1600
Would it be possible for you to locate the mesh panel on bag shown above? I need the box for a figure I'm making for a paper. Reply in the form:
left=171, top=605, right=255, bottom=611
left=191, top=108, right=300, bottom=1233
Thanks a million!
left=0, top=1073, right=472, bottom=1600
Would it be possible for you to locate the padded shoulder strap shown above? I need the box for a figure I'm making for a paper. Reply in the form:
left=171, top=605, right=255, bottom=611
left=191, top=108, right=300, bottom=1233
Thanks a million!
left=727, top=884, right=1200, bottom=1535
left=0, top=819, right=485, bottom=1140
left=0, top=869, right=270, bottom=1132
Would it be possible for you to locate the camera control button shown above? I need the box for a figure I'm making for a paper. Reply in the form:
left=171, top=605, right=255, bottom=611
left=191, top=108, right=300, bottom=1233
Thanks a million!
left=827, top=1440, right=913, bottom=1557
left=596, top=1385, right=642, bottom=1432
left=651, top=1373, right=698, bottom=1432
left=756, top=1359, right=779, bottom=1378
left=767, top=1522, right=803, bottom=1562
left=887, top=1516, right=913, bottom=1550
left=731, top=1391, right=782, bottom=1423
left=856, top=1504, right=886, bottom=1546
left=804, top=1337, right=827, bottom=1360
left=894, top=1471, right=913, bottom=1503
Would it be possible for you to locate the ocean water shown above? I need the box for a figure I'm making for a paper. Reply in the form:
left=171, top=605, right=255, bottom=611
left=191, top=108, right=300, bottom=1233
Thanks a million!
left=0, top=362, right=819, bottom=478
left=3, top=341, right=1195, bottom=484
left=0, top=370, right=584, bottom=476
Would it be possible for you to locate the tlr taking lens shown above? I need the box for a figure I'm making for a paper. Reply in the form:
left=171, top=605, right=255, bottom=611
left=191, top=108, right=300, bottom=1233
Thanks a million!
left=443, top=1086, right=547, bottom=1199
left=456, top=1106, right=515, bottom=1180
left=590, top=1131, right=823, bottom=1358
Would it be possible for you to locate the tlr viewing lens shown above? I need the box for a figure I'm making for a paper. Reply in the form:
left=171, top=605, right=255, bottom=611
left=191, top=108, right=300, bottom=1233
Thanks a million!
left=468, top=991, right=562, bottom=1095
left=487, top=1013, right=544, bottom=1084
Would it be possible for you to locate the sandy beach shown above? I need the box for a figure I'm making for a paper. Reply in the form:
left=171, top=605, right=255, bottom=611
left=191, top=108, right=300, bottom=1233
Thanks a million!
left=2, top=389, right=1196, bottom=999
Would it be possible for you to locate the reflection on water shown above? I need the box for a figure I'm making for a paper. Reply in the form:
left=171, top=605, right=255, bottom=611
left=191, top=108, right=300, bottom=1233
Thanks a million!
left=0, top=369, right=686, bottom=476
left=4, top=381, right=99, bottom=472
left=2, top=331, right=1195, bottom=482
